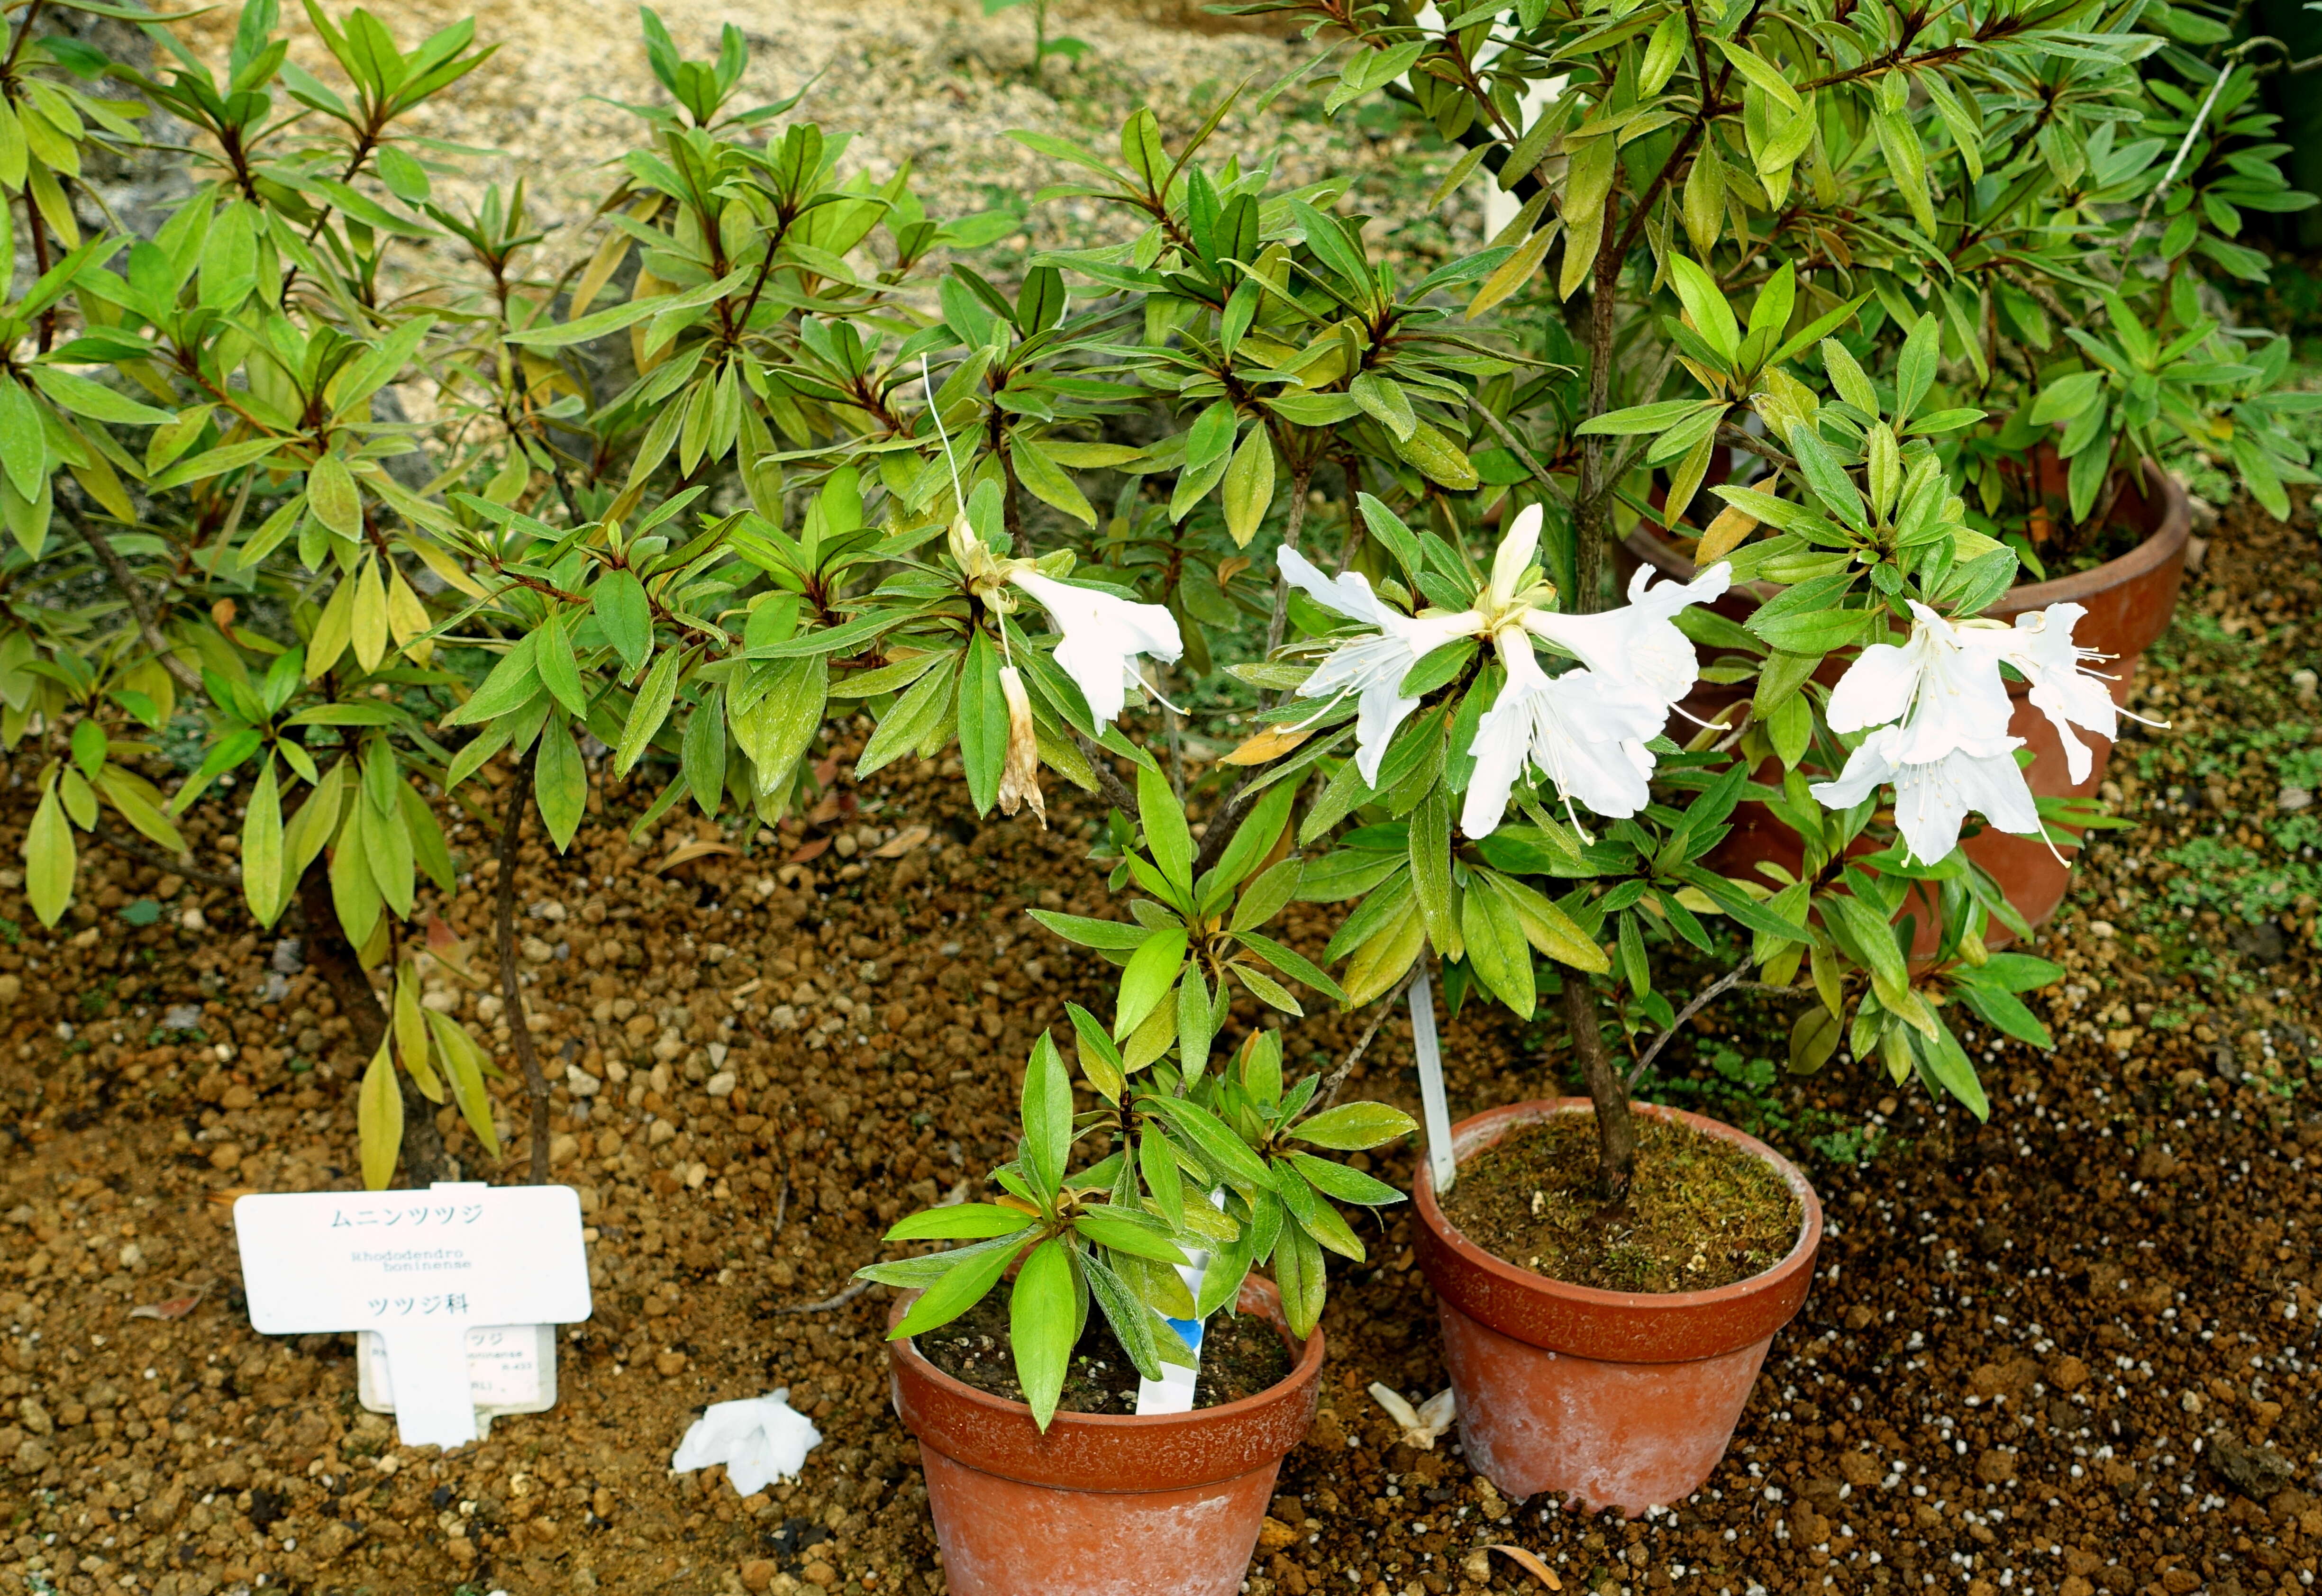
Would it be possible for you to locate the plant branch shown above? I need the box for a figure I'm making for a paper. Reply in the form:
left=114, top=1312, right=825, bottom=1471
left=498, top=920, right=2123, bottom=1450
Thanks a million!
left=493, top=753, right=554, bottom=1185
left=72, top=509, right=203, bottom=693
left=1068, top=728, right=1139, bottom=816
left=1626, top=960, right=1750, bottom=1092
left=1563, top=976, right=1634, bottom=1206
left=1259, top=462, right=1317, bottom=663
left=781, top=1277, right=874, bottom=1315
left=1315, top=998, right=1395, bottom=1113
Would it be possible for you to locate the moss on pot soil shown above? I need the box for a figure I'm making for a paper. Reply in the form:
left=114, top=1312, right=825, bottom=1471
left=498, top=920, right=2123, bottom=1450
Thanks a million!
left=1441, top=1110, right=1803, bottom=1292
left=917, top=1289, right=1293, bottom=1415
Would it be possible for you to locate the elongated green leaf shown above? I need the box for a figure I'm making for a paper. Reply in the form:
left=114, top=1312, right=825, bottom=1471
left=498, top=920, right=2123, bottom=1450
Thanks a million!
left=885, top=1203, right=1038, bottom=1242
left=1021, top=1030, right=1072, bottom=1201
left=241, top=756, right=284, bottom=925
left=24, top=780, right=74, bottom=927
left=615, top=650, right=681, bottom=775
left=889, top=1235, right=1029, bottom=1341
left=1010, top=1239, right=1078, bottom=1432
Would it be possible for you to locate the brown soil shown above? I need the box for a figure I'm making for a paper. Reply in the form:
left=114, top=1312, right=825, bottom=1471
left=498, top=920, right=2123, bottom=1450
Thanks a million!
left=1441, top=1111, right=1803, bottom=1293
left=0, top=503, right=2319, bottom=1596
left=917, top=1290, right=1293, bottom=1415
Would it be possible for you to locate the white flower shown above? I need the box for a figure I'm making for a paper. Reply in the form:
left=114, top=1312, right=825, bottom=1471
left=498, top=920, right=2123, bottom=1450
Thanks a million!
left=1460, top=630, right=1664, bottom=838
left=1811, top=599, right=2073, bottom=862
left=1823, top=599, right=2018, bottom=764
left=1811, top=725, right=2041, bottom=865
left=1009, top=570, right=1183, bottom=725
left=1277, top=546, right=1480, bottom=784
left=1979, top=601, right=2119, bottom=784
left=1523, top=559, right=1734, bottom=712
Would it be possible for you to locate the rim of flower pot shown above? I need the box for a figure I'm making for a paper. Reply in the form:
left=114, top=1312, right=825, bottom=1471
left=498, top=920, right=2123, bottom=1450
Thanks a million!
left=887, top=1271, right=1325, bottom=1495
left=1414, top=1098, right=1824, bottom=1366
left=1624, top=458, right=2191, bottom=619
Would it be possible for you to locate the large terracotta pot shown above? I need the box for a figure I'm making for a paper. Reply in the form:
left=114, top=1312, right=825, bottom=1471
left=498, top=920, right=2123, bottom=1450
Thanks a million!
left=1413, top=1098, right=1823, bottom=1516
left=886, top=1274, right=1323, bottom=1596
left=1622, top=456, right=2190, bottom=943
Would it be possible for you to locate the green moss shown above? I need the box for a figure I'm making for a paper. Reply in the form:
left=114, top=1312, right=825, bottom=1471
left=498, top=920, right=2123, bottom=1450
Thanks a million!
left=1442, top=1111, right=1803, bottom=1294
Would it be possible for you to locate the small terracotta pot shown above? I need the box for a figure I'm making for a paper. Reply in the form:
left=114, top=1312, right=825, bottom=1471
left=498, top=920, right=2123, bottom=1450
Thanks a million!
left=1414, top=1098, right=1823, bottom=1516
left=886, top=1274, right=1324, bottom=1596
left=1621, top=455, right=2190, bottom=945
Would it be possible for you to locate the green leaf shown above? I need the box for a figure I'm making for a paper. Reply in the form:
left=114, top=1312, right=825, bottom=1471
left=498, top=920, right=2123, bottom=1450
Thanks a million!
left=885, top=1203, right=1038, bottom=1242
left=1028, top=909, right=1152, bottom=951
left=1009, top=435, right=1096, bottom=527
left=1408, top=786, right=1456, bottom=954
left=1668, top=256, right=1739, bottom=367
left=614, top=650, right=681, bottom=775
left=889, top=1235, right=1029, bottom=1340
left=1114, top=926, right=1188, bottom=1040
left=1292, top=1101, right=1418, bottom=1151
left=1286, top=1150, right=1404, bottom=1206
left=1074, top=1209, right=1191, bottom=1266
left=1137, top=762, right=1193, bottom=898
left=528, top=610, right=585, bottom=721
left=28, top=365, right=171, bottom=425
left=24, top=780, right=75, bottom=927
left=308, top=453, right=364, bottom=542
left=958, top=632, right=1006, bottom=816
left=0, top=380, right=45, bottom=503
left=1010, top=1239, right=1078, bottom=1433
left=241, top=756, right=284, bottom=926
left=1021, top=1030, right=1072, bottom=1201
left=1220, top=425, right=1275, bottom=548
left=534, top=720, right=587, bottom=850
left=1461, top=872, right=1534, bottom=1018
left=444, top=630, right=543, bottom=725
left=594, top=571, right=653, bottom=672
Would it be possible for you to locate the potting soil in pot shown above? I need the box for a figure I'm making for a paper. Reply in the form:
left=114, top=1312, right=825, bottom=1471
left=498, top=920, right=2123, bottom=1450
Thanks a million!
left=915, top=1291, right=1292, bottom=1414
left=1441, top=1110, right=1803, bottom=1292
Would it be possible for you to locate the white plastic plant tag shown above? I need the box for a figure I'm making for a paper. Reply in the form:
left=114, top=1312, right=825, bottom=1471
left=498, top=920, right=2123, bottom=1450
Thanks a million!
left=1135, top=1189, right=1228, bottom=1417
left=357, top=1323, right=556, bottom=1438
left=233, top=1181, right=591, bottom=1449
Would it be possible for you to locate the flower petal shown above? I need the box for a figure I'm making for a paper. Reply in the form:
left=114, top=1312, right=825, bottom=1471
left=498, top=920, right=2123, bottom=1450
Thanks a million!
left=1012, top=571, right=1183, bottom=725
left=1279, top=545, right=1392, bottom=628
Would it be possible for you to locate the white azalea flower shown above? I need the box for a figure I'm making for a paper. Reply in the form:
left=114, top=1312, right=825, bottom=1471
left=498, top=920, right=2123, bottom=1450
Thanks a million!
left=1979, top=601, right=2121, bottom=785
left=1523, top=559, right=1734, bottom=710
left=1823, top=599, right=2018, bottom=764
left=1277, top=546, right=1480, bottom=784
left=1811, top=724, right=2041, bottom=865
left=1009, top=570, right=1183, bottom=725
left=1273, top=505, right=1728, bottom=827
left=1460, top=630, right=1664, bottom=838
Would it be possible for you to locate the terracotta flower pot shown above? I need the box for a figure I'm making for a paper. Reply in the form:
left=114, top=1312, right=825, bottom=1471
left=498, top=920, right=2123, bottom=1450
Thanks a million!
left=1621, top=456, right=2191, bottom=944
left=1413, top=1098, right=1823, bottom=1516
left=886, top=1274, right=1324, bottom=1596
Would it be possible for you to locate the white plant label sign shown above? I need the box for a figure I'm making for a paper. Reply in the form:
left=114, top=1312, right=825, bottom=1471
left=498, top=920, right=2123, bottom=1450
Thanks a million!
left=357, top=1323, right=557, bottom=1433
left=233, top=1182, right=591, bottom=1448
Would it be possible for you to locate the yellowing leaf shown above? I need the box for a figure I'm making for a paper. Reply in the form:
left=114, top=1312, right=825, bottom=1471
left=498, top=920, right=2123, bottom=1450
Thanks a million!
left=357, top=1040, right=403, bottom=1192
left=1466, top=223, right=1557, bottom=321
left=307, top=575, right=355, bottom=680
left=393, top=961, right=445, bottom=1103
left=351, top=554, right=389, bottom=671
left=1221, top=726, right=1313, bottom=765
left=1694, top=503, right=1758, bottom=566
left=24, top=778, right=74, bottom=927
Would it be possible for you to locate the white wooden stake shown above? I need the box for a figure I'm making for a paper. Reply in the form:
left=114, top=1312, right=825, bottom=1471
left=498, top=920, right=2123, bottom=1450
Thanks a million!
left=1409, top=961, right=1456, bottom=1196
